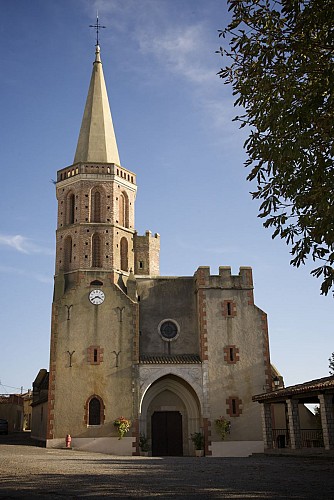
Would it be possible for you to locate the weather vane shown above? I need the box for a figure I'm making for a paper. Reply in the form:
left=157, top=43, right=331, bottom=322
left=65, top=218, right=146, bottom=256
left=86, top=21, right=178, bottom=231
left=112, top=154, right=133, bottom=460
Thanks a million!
left=89, top=12, right=106, bottom=46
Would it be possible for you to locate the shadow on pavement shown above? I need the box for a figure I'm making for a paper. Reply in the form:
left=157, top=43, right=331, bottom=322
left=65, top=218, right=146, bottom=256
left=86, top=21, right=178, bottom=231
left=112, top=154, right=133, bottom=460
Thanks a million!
left=0, top=431, right=45, bottom=447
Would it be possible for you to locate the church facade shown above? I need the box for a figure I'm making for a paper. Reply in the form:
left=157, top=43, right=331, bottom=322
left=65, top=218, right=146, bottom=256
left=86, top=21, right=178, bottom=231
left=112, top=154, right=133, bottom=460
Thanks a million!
left=43, top=44, right=274, bottom=457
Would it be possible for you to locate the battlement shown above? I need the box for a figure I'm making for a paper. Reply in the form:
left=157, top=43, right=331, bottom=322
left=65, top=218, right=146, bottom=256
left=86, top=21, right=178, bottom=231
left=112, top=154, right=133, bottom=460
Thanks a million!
left=194, top=266, right=253, bottom=289
left=145, top=230, right=160, bottom=240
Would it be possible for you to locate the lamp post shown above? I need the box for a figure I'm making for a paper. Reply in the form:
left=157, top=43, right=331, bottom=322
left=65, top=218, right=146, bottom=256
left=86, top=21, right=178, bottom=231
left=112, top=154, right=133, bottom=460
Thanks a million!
left=273, top=376, right=280, bottom=389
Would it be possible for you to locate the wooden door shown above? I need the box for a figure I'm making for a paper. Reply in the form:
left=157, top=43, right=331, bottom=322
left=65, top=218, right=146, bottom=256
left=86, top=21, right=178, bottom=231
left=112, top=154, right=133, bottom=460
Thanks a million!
left=151, top=411, right=183, bottom=456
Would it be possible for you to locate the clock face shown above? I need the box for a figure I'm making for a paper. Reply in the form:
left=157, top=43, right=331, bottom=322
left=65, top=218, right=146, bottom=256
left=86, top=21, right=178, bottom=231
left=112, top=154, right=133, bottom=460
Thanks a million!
left=89, top=289, right=105, bottom=305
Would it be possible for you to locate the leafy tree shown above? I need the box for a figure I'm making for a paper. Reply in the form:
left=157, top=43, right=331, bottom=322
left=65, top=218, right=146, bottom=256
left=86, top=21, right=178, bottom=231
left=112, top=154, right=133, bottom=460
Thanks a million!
left=217, top=0, right=334, bottom=295
left=329, top=352, right=334, bottom=375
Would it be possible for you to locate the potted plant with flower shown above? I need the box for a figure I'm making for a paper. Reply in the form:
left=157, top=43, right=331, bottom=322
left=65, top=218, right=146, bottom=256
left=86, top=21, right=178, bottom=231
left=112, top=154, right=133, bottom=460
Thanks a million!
left=191, top=432, right=204, bottom=457
left=139, top=434, right=150, bottom=456
left=113, top=416, right=131, bottom=439
left=215, top=416, right=231, bottom=440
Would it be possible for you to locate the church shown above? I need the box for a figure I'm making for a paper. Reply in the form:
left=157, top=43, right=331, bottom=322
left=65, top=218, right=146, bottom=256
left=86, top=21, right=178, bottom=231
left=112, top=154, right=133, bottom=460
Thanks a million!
left=31, top=41, right=278, bottom=457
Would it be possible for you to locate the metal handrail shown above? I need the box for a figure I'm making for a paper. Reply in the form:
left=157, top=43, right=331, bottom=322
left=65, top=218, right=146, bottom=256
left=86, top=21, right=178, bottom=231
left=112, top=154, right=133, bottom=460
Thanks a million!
left=272, top=428, right=323, bottom=448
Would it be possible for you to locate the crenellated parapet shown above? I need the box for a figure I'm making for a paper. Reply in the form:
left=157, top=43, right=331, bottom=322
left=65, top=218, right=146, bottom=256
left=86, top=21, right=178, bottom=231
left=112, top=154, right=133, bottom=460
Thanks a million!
left=194, top=266, right=254, bottom=290
left=134, top=230, right=160, bottom=276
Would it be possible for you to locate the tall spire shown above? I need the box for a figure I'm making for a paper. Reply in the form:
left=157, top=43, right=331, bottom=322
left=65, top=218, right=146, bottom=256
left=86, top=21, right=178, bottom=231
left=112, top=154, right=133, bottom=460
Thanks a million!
left=74, top=44, right=120, bottom=165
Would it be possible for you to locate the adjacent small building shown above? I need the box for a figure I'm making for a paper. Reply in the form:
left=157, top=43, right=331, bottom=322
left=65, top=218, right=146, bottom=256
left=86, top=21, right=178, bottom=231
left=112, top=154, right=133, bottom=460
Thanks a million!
left=31, top=370, right=49, bottom=441
left=253, top=376, right=334, bottom=452
left=0, top=394, right=23, bottom=433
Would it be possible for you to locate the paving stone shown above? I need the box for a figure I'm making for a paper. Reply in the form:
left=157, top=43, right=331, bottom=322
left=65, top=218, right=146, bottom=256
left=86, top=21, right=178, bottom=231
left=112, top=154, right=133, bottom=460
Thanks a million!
left=0, top=437, right=334, bottom=499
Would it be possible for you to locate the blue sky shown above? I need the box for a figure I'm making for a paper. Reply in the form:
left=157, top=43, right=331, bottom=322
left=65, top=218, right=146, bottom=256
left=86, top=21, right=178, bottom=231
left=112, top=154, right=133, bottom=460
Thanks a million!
left=0, top=0, right=333, bottom=394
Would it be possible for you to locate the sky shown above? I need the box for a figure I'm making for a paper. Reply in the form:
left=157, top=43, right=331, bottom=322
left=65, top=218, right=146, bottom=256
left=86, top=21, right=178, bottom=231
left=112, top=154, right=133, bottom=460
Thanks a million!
left=0, top=0, right=333, bottom=394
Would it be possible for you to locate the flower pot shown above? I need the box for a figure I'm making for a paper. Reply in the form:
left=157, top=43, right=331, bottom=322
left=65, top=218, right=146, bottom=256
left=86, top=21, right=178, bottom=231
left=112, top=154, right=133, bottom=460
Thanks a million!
left=195, top=449, right=204, bottom=457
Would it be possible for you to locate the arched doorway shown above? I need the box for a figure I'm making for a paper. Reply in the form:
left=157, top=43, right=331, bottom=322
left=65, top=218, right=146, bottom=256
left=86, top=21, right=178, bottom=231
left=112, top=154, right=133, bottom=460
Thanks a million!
left=140, top=374, right=202, bottom=457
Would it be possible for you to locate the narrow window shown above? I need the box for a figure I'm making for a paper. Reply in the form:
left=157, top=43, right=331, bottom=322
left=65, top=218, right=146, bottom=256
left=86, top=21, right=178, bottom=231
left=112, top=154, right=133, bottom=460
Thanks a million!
left=229, top=347, right=234, bottom=362
left=92, top=233, right=102, bottom=268
left=88, top=397, right=101, bottom=425
left=224, top=345, right=239, bottom=364
left=222, top=300, right=236, bottom=318
left=139, top=261, right=143, bottom=269
left=87, top=345, right=104, bottom=365
left=226, top=396, right=242, bottom=417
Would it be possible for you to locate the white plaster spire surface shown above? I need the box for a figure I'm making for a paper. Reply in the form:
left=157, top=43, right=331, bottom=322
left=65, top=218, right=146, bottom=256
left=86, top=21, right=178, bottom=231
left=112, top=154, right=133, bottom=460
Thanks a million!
left=74, top=44, right=120, bottom=165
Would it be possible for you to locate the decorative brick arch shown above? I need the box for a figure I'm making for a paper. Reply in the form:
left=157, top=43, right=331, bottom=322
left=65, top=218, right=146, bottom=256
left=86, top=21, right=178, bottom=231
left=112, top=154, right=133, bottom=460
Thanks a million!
left=66, top=191, right=75, bottom=225
left=91, top=187, right=106, bottom=222
left=119, top=191, right=129, bottom=228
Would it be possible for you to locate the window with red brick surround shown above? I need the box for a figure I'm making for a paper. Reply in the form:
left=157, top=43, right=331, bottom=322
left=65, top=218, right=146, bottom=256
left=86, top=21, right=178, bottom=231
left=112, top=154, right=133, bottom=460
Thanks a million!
left=224, top=345, right=240, bottom=364
left=87, top=345, right=104, bottom=365
left=84, top=394, right=105, bottom=426
left=222, top=300, right=237, bottom=318
left=226, top=396, right=242, bottom=417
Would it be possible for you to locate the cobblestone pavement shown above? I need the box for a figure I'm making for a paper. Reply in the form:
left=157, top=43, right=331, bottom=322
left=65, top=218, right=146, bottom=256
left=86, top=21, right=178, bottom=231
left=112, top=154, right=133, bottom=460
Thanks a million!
left=1, top=436, right=334, bottom=499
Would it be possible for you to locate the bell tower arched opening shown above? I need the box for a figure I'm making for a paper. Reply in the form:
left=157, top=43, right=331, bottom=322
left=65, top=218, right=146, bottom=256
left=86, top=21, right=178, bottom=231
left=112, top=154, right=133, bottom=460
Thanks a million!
left=66, top=192, right=75, bottom=225
left=64, top=235, right=72, bottom=271
left=92, top=233, right=102, bottom=268
left=120, top=237, right=128, bottom=272
left=119, top=191, right=129, bottom=228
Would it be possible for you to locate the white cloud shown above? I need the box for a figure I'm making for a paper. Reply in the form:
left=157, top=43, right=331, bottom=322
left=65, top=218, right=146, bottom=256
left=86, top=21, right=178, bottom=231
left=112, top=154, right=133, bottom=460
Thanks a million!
left=0, top=234, right=53, bottom=256
left=90, top=0, right=214, bottom=84
left=0, top=234, right=29, bottom=253
left=85, top=0, right=237, bottom=135
left=137, top=24, right=213, bottom=84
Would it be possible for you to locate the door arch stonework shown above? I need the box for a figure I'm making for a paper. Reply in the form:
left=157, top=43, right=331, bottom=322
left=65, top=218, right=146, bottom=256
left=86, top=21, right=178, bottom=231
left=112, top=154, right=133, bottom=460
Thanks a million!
left=139, top=374, right=202, bottom=456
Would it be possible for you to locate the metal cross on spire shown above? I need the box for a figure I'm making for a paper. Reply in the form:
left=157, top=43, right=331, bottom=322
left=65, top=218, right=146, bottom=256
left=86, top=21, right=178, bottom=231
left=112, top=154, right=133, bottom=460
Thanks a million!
left=89, top=13, right=106, bottom=46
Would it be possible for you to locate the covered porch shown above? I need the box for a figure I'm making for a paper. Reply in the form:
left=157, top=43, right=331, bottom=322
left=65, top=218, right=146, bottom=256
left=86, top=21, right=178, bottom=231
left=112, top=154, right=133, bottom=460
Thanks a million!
left=253, top=376, right=334, bottom=454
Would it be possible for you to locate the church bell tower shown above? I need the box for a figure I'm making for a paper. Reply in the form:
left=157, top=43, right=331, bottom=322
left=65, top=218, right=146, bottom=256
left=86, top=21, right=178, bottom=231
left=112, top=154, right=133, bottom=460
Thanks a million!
left=46, top=43, right=159, bottom=450
left=55, top=44, right=137, bottom=283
